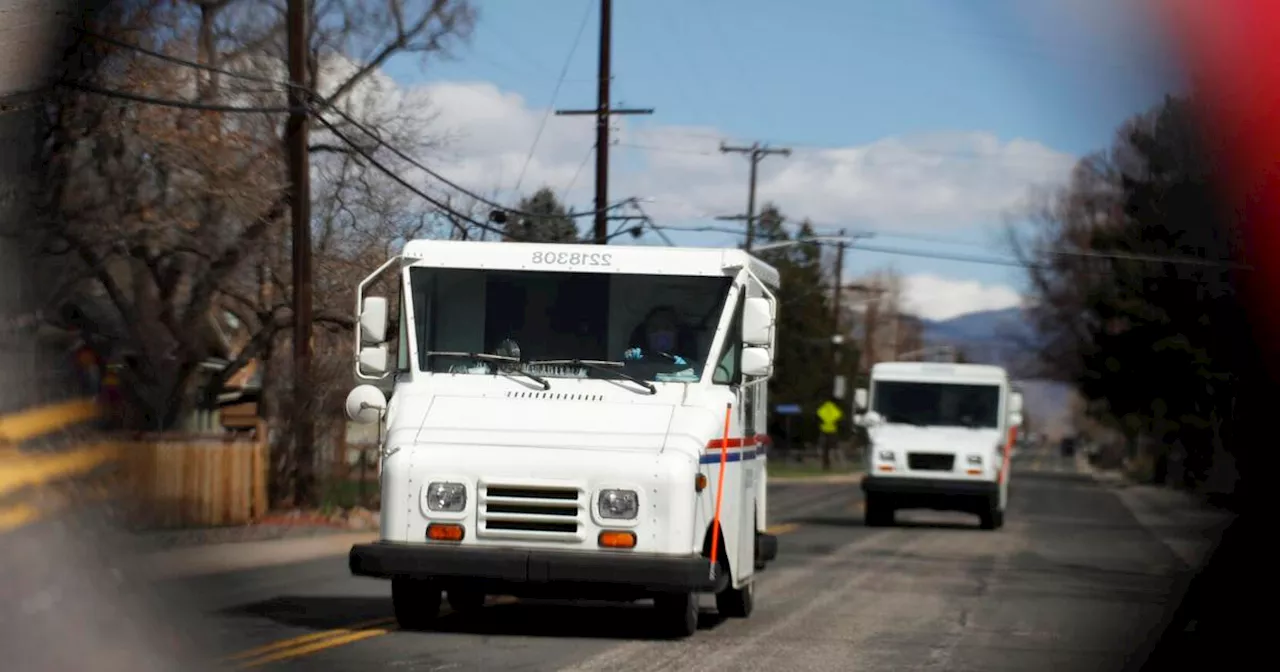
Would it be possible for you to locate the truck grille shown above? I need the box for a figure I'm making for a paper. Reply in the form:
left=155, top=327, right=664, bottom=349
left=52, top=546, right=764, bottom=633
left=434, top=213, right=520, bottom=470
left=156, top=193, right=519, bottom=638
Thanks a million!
left=478, top=482, right=585, bottom=541
left=907, top=453, right=955, bottom=472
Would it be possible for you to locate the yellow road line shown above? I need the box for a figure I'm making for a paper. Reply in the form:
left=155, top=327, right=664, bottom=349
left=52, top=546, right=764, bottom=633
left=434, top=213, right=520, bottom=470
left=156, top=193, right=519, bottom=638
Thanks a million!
left=223, top=617, right=397, bottom=663
left=0, top=502, right=41, bottom=533
left=230, top=597, right=525, bottom=667
left=0, top=445, right=118, bottom=498
left=237, top=625, right=397, bottom=668
left=0, top=398, right=99, bottom=444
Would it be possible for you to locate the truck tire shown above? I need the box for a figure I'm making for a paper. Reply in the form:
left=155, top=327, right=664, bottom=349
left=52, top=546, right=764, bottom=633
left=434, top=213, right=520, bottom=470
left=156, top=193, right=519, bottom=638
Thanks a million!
left=864, top=495, right=894, bottom=527
left=716, top=579, right=755, bottom=618
left=979, top=498, right=1004, bottom=530
left=392, top=578, right=442, bottom=631
left=654, top=592, right=699, bottom=638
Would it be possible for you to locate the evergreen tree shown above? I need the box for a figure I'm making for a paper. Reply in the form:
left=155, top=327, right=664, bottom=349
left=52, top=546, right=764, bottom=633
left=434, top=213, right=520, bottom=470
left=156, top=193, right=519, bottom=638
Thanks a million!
left=504, top=187, right=579, bottom=242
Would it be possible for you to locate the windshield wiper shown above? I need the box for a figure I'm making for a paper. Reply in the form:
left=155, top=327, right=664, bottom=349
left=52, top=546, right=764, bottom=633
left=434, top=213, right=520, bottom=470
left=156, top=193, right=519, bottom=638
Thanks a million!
left=527, top=359, right=656, bottom=395
left=424, top=351, right=550, bottom=390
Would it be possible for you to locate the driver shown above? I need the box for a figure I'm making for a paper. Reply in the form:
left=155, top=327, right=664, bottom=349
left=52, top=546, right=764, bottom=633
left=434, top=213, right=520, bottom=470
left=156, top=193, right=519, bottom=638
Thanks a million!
left=623, top=306, right=696, bottom=366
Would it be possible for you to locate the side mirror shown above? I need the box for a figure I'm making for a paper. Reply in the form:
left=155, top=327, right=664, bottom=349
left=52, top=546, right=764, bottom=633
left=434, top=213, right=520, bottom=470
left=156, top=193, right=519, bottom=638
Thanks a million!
left=1008, top=411, right=1023, bottom=428
left=1008, top=391, right=1023, bottom=414
left=345, top=384, right=387, bottom=424
left=359, top=344, right=389, bottom=376
left=741, top=346, right=773, bottom=377
left=360, top=296, right=389, bottom=345
left=742, top=297, right=774, bottom=347
left=853, top=388, right=867, bottom=411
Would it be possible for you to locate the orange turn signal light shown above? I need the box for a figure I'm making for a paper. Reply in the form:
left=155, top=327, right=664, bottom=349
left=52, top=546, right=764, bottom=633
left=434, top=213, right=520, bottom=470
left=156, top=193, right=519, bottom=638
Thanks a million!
left=966, top=469, right=982, bottom=476
left=598, top=530, right=637, bottom=549
left=877, top=465, right=895, bottom=472
left=426, top=523, right=465, bottom=542
left=695, top=474, right=708, bottom=492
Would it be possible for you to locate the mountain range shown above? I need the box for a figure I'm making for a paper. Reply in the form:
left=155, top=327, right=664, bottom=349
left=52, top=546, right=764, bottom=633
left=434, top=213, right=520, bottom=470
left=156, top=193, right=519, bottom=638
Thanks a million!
left=917, top=307, right=1076, bottom=438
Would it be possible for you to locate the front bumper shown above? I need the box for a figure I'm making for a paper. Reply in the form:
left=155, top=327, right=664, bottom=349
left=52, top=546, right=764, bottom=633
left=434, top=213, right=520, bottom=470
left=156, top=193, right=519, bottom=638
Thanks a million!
left=350, top=542, right=725, bottom=593
left=861, top=475, right=998, bottom=499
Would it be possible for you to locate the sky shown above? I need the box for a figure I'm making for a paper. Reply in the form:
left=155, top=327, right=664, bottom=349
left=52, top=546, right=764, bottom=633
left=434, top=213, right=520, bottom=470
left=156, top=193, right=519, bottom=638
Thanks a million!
left=365, top=0, right=1181, bottom=321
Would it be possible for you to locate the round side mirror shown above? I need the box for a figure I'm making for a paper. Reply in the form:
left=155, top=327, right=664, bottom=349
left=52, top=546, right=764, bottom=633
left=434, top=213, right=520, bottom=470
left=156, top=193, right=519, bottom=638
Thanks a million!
left=345, top=384, right=387, bottom=424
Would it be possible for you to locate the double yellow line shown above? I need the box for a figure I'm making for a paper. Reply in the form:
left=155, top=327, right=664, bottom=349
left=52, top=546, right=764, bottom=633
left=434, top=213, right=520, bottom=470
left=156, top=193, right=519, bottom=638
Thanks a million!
left=224, top=617, right=400, bottom=668
left=221, top=525, right=806, bottom=667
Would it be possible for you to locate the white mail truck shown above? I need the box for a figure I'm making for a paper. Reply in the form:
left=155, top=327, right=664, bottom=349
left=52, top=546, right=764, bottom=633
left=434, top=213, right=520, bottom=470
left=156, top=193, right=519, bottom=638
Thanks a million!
left=344, top=239, right=781, bottom=638
left=853, top=362, right=1023, bottom=530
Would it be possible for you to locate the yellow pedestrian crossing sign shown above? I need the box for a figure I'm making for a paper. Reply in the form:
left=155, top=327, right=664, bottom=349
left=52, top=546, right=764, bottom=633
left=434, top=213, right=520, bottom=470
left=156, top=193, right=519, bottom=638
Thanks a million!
left=817, top=400, right=843, bottom=434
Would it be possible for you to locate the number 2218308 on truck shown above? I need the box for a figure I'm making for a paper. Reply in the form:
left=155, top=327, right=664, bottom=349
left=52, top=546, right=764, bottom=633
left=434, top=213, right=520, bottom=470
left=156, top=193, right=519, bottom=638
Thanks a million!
left=344, top=240, right=782, bottom=638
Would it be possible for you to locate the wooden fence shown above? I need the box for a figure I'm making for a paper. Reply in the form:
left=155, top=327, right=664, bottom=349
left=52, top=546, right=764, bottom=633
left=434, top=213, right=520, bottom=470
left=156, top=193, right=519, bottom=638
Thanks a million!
left=104, top=421, right=269, bottom=528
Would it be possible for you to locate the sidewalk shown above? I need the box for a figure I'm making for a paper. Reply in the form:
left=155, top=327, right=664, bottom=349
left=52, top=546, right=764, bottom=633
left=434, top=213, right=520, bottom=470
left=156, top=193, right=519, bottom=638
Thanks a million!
left=1074, top=451, right=1234, bottom=569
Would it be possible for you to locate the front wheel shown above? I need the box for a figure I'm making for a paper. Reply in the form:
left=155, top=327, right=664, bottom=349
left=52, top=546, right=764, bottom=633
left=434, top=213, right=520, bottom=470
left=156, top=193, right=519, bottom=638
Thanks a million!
left=392, top=578, right=442, bottom=631
left=864, top=495, right=894, bottom=527
left=979, top=499, right=1004, bottom=530
left=653, top=592, right=699, bottom=638
left=716, top=579, right=755, bottom=618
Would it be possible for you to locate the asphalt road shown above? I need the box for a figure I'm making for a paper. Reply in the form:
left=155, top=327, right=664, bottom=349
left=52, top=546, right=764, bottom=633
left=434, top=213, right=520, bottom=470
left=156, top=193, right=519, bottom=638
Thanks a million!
left=144, top=448, right=1223, bottom=672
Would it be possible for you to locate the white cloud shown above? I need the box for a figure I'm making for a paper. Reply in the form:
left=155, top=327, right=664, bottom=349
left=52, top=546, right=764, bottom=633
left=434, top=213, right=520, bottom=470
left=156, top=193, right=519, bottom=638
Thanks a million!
left=393, top=79, right=1076, bottom=231
left=899, top=274, right=1023, bottom=321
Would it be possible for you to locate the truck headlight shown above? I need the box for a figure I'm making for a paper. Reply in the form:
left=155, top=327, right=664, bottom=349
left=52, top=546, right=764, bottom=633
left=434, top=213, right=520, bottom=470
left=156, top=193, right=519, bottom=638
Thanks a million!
left=425, top=482, right=467, bottom=512
left=967, top=454, right=983, bottom=466
left=877, top=450, right=895, bottom=462
left=597, top=489, right=639, bottom=520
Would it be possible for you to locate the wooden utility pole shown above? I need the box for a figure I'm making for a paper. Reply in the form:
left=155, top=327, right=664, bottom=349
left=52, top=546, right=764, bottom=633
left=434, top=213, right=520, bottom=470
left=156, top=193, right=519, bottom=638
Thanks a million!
left=555, top=0, right=652, bottom=244
left=286, top=0, right=314, bottom=503
left=823, top=231, right=848, bottom=471
left=718, top=142, right=791, bottom=252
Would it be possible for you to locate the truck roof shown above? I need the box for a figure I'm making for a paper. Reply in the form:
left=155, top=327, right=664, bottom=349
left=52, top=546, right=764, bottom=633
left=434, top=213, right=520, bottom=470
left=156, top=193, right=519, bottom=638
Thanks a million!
left=400, top=239, right=781, bottom=288
left=870, top=361, right=1010, bottom=383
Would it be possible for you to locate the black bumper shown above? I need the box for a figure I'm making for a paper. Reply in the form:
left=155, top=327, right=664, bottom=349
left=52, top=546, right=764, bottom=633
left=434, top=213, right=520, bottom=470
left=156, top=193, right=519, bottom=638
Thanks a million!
left=350, top=542, right=724, bottom=593
left=861, top=475, right=998, bottom=498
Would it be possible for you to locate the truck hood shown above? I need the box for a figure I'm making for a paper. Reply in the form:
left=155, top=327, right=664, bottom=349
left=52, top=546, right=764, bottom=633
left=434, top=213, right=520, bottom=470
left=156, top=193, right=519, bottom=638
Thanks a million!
left=403, top=395, right=676, bottom=452
left=866, top=423, right=1003, bottom=453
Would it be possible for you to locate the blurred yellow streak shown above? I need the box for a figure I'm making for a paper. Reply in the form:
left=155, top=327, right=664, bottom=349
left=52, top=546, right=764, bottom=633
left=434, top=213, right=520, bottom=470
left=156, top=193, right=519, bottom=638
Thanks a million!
left=0, top=502, right=41, bottom=533
left=0, top=398, right=99, bottom=444
left=0, top=445, right=118, bottom=498
left=765, top=522, right=800, bottom=535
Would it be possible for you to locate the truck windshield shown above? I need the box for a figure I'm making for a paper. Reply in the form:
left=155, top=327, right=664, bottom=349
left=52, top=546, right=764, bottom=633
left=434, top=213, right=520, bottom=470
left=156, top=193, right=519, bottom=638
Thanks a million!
left=407, top=267, right=733, bottom=382
left=870, top=381, right=1001, bottom=428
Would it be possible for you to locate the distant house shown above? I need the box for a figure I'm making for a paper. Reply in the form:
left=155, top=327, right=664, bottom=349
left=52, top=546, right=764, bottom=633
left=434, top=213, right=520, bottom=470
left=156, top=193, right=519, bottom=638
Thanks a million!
left=48, top=292, right=262, bottom=434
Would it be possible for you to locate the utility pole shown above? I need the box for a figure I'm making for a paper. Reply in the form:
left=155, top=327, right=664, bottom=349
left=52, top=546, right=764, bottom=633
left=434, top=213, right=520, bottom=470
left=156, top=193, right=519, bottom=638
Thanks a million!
left=718, top=142, right=791, bottom=252
left=824, top=231, right=848, bottom=472
left=286, top=0, right=314, bottom=503
left=555, top=0, right=652, bottom=245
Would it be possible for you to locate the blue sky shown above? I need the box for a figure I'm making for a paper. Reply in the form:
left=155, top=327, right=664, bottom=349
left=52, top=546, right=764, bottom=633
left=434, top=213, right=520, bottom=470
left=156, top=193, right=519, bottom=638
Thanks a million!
left=378, top=0, right=1180, bottom=318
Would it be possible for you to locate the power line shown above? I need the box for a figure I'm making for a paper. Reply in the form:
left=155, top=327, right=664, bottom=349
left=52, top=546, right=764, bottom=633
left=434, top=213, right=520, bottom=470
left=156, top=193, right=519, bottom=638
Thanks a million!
left=72, top=27, right=636, bottom=222
left=642, top=222, right=1249, bottom=272
left=313, top=113, right=520, bottom=241
left=58, top=80, right=299, bottom=113
left=511, top=0, right=595, bottom=197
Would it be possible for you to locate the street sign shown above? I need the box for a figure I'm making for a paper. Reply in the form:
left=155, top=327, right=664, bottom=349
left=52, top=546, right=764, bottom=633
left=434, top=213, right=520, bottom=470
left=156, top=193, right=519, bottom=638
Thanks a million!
left=775, top=404, right=802, bottom=416
left=816, top=400, right=843, bottom=434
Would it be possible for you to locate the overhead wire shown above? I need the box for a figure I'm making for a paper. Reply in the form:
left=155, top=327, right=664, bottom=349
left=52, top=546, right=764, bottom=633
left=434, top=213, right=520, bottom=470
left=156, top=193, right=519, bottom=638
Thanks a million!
left=642, top=223, right=1249, bottom=272
left=71, top=26, right=636, bottom=221
left=509, top=0, right=595, bottom=197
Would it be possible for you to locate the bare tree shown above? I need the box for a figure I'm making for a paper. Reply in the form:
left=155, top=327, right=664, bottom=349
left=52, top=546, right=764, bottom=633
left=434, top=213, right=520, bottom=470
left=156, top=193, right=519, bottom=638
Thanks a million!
left=37, top=0, right=477, bottom=503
